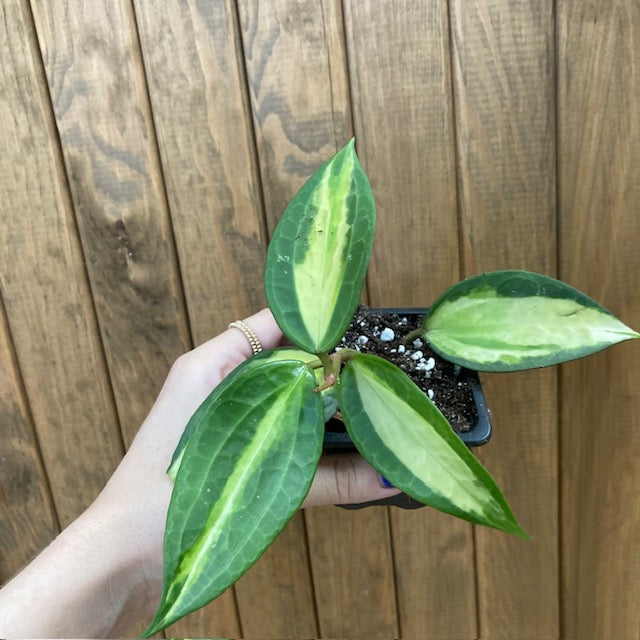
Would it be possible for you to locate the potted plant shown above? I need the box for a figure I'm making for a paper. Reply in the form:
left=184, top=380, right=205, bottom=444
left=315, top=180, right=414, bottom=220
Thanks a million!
left=143, top=140, right=638, bottom=636
left=323, top=305, right=492, bottom=509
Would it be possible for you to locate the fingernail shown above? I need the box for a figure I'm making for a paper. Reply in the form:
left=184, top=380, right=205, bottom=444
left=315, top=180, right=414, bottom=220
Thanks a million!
left=379, top=475, right=394, bottom=488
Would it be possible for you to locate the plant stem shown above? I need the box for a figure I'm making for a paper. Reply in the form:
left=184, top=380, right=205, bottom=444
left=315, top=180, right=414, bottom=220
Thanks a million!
left=318, top=352, right=336, bottom=379
left=312, top=349, right=360, bottom=392
left=313, top=373, right=337, bottom=392
left=402, top=327, right=423, bottom=344
left=305, top=357, right=324, bottom=370
left=332, top=348, right=359, bottom=364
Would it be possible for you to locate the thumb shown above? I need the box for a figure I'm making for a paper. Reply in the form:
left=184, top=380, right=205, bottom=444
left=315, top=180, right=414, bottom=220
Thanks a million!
left=303, top=453, right=401, bottom=508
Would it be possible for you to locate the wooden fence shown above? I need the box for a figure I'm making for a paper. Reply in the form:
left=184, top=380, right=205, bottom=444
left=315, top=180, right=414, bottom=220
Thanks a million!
left=2, top=1, right=640, bottom=638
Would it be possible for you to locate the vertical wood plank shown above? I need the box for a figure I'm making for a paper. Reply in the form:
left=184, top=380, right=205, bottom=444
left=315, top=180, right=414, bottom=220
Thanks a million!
left=237, top=1, right=399, bottom=637
left=0, top=295, right=58, bottom=583
left=235, top=517, right=317, bottom=639
left=30, top=0, right=192, bottom=448
left=305, top=506, right=397, bottom=639
left=235, top=1, right=352, bottom=637
left=450, top=1, right=558, bottom=637
left=239, top=0, right=352, bottom=233
left=134, top=1, right=268, bottom=632
left=343, top=2, right=477, bottom=637
left=390, top=512, right=476, bottom=639
left=558, top=2, right=640, bottom=636
left=345, top=0, right=460, bottom=304
left=134, top=0, right=267, bottom=341
left=0, top=0, right=123, bottom=528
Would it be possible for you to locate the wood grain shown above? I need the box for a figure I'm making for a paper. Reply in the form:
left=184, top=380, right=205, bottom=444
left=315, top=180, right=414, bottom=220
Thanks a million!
left=30, top=0, right=192, bottom=448
left=450, top=1, right=558, bottom=637
left=0, top=0, right=123, bottom=527
left=0, top=294, right=58, bottom=583
left=558, top=1, right=640, bottom=636
left=235, top=515, right=318, bottom=638
left=306, top=506, right=398, bottom=639
left=134, top=0, right=267, bottom=341
left=238, top=0, right=352, bottom=234
left=5, top=1, right=640, bottom=636
left=345, top=0, right=460, bottom=304
left=134, top=1, right=268, bottom=631
left=391, top=510, right=476, bottom=639
left=235, top=1, right=362, bottom=635
left=343, top=2, right=477, bottom=637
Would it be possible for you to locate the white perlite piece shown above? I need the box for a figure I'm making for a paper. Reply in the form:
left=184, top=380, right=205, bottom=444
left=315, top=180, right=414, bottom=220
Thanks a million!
left=425, top=357, right=435, bottom=371
left=398, top=344, right=406, bottom=353
left=357, top=335, right=369, bottom=345
left=412, top=338, right=424, bottom=348
left=411, top=350, right=423, bottom=361
left=427, top=389, right=434, bottom=400
left=379, top=327, right=395, bottom=342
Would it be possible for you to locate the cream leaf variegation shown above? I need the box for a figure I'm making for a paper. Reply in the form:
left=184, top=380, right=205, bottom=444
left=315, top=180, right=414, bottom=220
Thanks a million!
left=337, top=354, right=526, bottom=537
left=265, top=139, right=376, bottom=353
left=423, top=270, right=640, bottom=372
left=293, top=148, right=355, bottom=346
left=166, top=348, right=320, bottom=481
left=143, top=359, right=323, bottom=636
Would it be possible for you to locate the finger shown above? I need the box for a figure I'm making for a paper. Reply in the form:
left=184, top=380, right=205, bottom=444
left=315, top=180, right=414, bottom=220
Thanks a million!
left=303, top=453, right=401, bottom=508
left=154, top=309, right=283, bottom=414
left=224, top=308, right=284, bottom=358
left=184, top=308, right=284, bottom=368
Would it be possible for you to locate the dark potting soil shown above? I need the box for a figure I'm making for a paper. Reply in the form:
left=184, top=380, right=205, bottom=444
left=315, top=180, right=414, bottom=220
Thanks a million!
left=330, top=306, right=477, bottom=434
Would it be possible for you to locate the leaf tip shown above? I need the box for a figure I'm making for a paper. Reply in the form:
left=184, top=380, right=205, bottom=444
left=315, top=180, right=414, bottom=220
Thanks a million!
left=484, top=512, right=529, bottom=540
left=510, top=522, right=532, bottom=541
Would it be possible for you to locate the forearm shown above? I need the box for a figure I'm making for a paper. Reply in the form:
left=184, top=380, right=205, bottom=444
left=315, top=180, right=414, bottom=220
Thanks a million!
left=0, top=309, right=399, bottom=638
left=0, top=495, right=162, bottom=638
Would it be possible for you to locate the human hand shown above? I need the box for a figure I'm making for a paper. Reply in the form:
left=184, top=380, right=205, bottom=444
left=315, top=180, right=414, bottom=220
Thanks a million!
left=0, top=309, right=398, bottom=639
left=93, top=308, right=398, bottom=617
left=102, top=307, right=399, bottom=531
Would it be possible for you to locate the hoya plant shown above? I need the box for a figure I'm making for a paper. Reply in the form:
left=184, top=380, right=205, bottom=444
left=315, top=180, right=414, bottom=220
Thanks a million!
left=143, top=140, right=639, bottom=635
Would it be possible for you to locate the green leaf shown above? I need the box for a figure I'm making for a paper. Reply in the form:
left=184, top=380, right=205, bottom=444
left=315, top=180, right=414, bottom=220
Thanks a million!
left=265, top=139, right=376, bottom=353
left=143, top=359, right=323, bottom=636
left=336, top=354, right=527, bottom=537
left=167, top=348, right=319, bottom=480
left=423, top=270, right=640, bottom=372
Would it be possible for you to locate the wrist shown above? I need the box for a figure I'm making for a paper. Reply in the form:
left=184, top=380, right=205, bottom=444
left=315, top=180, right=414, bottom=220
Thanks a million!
left=88, top=474, right=171, bottom=621
left=63, top=498, right=163, bottom=636
left=0, top=495, right=162, bottom=639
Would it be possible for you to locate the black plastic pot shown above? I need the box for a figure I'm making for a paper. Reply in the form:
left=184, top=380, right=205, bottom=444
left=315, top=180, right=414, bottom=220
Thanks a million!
left=322, top=308, right=492, bottom=510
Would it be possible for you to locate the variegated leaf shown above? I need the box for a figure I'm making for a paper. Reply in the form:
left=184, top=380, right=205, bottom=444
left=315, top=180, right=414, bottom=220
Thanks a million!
left=143, top=359, right=323, bottom=636
left=167, top=348, right=319, bottom=480
left=423, top=270, right=639, bottom=372
left=337, top=354, right=526, bottom=537
left=265, top=139, right=376, bottom=353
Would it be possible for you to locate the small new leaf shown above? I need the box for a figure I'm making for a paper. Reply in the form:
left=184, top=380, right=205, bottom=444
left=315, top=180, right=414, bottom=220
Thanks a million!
left=423, top=270, right=640, bottom=372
